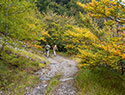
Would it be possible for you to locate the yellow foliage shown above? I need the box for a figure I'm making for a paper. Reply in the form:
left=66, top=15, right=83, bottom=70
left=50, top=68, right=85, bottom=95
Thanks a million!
left=41, top=37, right=46, bottom=42
left=66, top=44, right=75, bottom=49
left=67, top=27, right=98, bottom=41
left=77, top=2, right=86, bottom=8
left=42, top=31, right=50, bottom=37
left=78, top=64, right=89, bottom=68
left=121, top=54, right=125, bottom=60
left=78, top=0, right=124, bottom=25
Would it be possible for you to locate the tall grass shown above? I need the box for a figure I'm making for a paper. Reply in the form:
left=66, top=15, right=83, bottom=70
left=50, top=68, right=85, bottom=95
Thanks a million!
left=75, top=67, right=125, bottom=95
left=0, top=45, right=48, bottom=94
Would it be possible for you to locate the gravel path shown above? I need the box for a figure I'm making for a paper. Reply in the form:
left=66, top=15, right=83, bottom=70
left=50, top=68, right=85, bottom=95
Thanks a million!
left=26, top=55, right=78, bottom=95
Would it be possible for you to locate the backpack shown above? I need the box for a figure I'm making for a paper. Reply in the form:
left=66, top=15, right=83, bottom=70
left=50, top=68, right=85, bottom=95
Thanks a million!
left=45, top=45, right=50, bottom=50
left=53, top=45, right=57, bottom=50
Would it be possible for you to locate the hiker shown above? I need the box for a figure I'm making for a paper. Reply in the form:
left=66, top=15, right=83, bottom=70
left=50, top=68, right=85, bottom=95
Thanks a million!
left=45, top=43, right=50, bottom=57
left=53, top=44, right=58, bottom=56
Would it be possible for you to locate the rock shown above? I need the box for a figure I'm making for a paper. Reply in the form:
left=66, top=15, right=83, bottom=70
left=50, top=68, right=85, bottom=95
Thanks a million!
left=0, top=37, right=2, bottom=40
left=16, top=54, right=20, bottom=58
left=42, top=84, right=47, bottom=88
left=37, top=86, right=40, bottom=89
left=29, top=57, right=33, bottom=61
left=59, top=78, right=74, bottom=82
left=39, top=78, right=50, bottom=81
left=0, top=91, right=3, bottom=94
left=50, top=63, right=56, bottom=65
left=25, top=87, right=29, bottom=90
left=40, top=61, right=46, bottom=64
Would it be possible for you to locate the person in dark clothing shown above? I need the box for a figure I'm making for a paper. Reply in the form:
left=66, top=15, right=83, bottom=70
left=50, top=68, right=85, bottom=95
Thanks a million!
left=45, top=43, right=50, bottom=57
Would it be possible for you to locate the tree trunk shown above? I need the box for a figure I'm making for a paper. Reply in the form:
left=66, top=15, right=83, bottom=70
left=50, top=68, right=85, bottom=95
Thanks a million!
left=121, top=61, right=124, bottom=75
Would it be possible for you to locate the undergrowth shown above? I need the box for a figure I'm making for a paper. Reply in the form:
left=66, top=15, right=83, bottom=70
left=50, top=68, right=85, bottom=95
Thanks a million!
left=0, top=45, right=48, bottom=95
left=75, top=67, right=125, bottom=95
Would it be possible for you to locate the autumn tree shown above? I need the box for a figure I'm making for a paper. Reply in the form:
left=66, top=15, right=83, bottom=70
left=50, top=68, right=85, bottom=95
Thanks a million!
left=76, top=0, right=125, bottom=74
left=78, top=0, right=125, bottom=30
left=40, top=11, right=75, bottom=51
left=0, top=0, right=45, bottom=51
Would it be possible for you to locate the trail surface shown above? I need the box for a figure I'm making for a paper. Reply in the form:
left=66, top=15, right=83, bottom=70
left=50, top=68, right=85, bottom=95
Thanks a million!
left=26, top=55, right=78, bottom=95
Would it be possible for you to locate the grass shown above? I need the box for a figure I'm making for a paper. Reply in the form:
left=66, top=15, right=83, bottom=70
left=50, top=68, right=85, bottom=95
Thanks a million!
left=0, top=45, right=48, bottom=95
left=45, top=74, right=61, bottom=95
left=75, top=67, right=125, bottom=95
left=58, top=52, right=82, bottom=63
left=58, top=51, right=70, bottom=57
left=4, top=46, right=49, bottom=64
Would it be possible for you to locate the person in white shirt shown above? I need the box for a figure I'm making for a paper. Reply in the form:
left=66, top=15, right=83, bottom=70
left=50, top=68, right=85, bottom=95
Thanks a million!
left=53, top=44, right=58, bottom=56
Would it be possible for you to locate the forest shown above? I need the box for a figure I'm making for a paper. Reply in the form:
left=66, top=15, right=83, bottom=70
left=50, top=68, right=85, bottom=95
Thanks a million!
left=0, top=0, right=125, bottom=95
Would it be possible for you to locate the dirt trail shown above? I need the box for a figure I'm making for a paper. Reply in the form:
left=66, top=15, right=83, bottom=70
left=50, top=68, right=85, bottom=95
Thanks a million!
left=26, top=55, right=78, bottom=95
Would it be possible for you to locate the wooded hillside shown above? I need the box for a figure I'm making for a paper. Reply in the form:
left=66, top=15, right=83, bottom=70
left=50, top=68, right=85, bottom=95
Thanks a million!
left=0, top=0, right=125, bottom=95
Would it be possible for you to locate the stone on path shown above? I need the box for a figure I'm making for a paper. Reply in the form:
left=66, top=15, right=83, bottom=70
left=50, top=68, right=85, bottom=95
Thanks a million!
left=59, top=78, right=74, bottom=82
left=26, top=55, right=78, bottom=95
